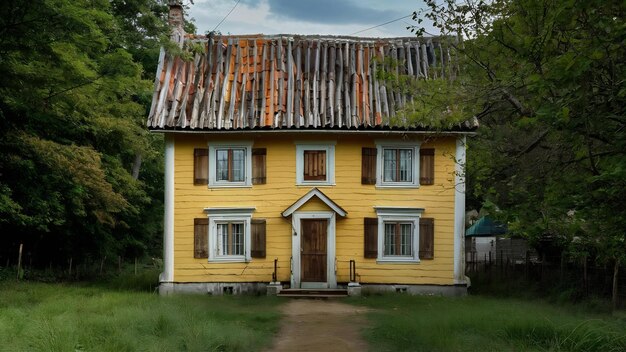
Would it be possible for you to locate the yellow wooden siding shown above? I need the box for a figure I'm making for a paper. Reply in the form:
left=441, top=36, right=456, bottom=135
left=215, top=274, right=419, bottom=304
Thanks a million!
left=173, top=133, right=458, bottom=285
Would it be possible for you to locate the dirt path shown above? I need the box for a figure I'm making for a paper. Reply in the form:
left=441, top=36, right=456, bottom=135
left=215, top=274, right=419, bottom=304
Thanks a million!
left=265, top=299, right=370, bottom=352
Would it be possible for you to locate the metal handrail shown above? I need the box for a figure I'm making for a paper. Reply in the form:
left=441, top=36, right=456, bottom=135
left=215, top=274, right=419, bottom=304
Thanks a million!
left=272, top=258, right=278, bottom=282
left=349, top=259, right=357, bottom=282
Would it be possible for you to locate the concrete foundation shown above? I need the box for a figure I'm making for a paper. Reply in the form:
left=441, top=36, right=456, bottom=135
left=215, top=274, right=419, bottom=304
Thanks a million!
left=159, top=282, right=268, bottom=295
left=160, top=282, right=467, bottom=296
left=359, top=283, right=467, bottom=296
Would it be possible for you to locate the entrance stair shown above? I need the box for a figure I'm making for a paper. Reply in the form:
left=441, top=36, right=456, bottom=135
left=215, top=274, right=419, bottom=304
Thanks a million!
left=277, top=288, right=348, bottom=298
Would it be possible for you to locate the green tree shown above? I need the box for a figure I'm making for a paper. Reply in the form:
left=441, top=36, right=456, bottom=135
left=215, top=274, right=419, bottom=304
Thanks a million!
left=0, top=0, right=169, bottom=267
left=411, top=0, right=625, bottom=308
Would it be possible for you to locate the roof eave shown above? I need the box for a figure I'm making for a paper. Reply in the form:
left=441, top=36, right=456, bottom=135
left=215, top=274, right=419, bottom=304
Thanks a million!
left=148, top=127, right=478, bottom=136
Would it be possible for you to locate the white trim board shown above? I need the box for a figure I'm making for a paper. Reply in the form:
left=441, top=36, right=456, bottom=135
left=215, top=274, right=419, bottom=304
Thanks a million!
left=454, top=136, right=467, bottom=284
left=161, top=135, right=175, bottom=283
left=290, top=211, right=337, bottom=289
left=282, top=188, right=347, bottom=217
left=204, top=207, right=256, bottom=215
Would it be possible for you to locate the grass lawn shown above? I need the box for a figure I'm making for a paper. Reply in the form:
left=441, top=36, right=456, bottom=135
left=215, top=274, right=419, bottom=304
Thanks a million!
left=348, top=294, right=626, bottom=352
left=0, top=281, right=282, bottom=352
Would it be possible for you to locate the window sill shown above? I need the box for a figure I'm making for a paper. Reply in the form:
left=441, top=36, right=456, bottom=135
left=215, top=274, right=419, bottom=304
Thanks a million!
left=208, top=257, right=249, bottom=263
left=208, top=184, right=252, bottom=189
left=375, top=183, right=420, bottom=189
left=376, top=258, right=421, bottom=264
left=296, top=182, right=336, bottom=187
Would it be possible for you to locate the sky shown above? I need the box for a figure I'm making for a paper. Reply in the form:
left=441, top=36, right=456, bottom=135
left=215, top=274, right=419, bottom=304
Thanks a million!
left=186, top=0, right=435, bottom=38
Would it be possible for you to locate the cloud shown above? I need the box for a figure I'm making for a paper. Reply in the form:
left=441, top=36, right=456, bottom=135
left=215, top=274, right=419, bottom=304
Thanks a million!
left=187, top=0, right=434, bottom=37
left=266, top=0, right=402, bottom=25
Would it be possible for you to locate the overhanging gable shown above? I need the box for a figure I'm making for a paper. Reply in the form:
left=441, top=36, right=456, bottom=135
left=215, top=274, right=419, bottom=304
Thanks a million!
left=282, top=188, right=347, bottom=217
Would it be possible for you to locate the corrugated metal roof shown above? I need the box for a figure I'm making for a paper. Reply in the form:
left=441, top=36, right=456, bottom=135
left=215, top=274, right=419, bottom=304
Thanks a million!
left=147, top=34, right=478, bottom=132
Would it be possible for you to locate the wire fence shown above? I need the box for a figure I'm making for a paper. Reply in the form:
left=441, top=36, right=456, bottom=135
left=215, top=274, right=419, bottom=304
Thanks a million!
left=466, top=249, right=626, bottom=308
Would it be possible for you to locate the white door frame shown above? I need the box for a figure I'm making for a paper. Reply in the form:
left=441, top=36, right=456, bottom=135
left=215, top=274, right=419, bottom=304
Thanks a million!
left=291, top=211, right=337, bottom=289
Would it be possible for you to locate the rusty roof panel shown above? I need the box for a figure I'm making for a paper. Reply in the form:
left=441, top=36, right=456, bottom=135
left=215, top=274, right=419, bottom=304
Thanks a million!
left=147, top=34, right=477, bottom=132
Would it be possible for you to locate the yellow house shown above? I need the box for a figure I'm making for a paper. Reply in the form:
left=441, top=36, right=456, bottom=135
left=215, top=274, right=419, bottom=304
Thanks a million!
left=148, top=3, right=475, bottom=295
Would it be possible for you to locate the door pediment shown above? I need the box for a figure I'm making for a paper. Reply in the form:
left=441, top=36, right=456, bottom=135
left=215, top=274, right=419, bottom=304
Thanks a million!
left=282, top=188, right=347, bottom=218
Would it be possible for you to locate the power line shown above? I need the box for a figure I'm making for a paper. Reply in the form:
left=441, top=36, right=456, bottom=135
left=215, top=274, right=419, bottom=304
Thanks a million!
left=350, top=14, right=413, bottom=36
left=212, top=0, right=242, bottom=32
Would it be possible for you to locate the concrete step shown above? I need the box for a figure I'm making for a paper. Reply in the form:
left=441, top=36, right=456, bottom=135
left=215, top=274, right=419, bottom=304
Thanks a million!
left=277, top=288, right=348, bottom=298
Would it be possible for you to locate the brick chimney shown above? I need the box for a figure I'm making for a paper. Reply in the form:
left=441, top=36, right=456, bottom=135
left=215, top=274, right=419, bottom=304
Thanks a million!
left=168, top=0, right=185, bottom=47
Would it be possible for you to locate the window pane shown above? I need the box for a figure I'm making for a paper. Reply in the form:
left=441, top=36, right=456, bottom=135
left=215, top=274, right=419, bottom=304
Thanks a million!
left=400, top=223, right=412, bottom=256
left=384, top=222, right=413, bottom=257
left=232, top=149, right=245, bottom=182
left=216, top=222, right=245, bottom=256
left=216, top=149, right=229, bottom=181
left=382, top=148, right=413, bottom=183
left=383, top=149, right=397, bottom=182
left=217, top=223, right=228, bottom=255
left=384, top=223, right=396, bottom=255
left=232, top=223, right=244, bottom=255
left=216, top=148, right=245, bottom=182
left=399, top=149, right=412, bottom=182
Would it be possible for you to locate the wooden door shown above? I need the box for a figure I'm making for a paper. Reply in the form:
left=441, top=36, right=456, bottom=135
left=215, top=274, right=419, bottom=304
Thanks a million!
left=301, top=219, right=328, bottom=282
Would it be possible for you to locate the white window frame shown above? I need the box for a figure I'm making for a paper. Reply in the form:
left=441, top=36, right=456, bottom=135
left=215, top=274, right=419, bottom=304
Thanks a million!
left=205, top=207, right=255, bottom=263
left=375, top=141, right=420, bottom=188
left=208, top=141, right=253, bottom=188
left=295, top=142, right=336, bottom=186
left=374, top=206, right=424, bottom=263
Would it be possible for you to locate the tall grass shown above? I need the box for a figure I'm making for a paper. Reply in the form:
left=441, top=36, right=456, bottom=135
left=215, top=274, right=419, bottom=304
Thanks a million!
left=348, top=294, right=626, bottom=352
left=0, top=281, right=282, bottom=351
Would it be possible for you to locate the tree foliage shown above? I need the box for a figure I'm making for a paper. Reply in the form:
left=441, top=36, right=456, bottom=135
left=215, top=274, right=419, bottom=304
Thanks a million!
left=0, top=0, right=170, bottom=264
left=412, top=0, right=625, bottom=305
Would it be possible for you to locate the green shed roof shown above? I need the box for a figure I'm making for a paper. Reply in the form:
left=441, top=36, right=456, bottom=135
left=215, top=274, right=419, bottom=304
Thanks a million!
left=465, top=216, right=507, bottom=237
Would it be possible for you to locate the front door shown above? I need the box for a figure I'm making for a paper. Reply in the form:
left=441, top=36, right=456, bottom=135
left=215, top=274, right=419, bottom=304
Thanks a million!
left=300, top=219, right=328, bottom=284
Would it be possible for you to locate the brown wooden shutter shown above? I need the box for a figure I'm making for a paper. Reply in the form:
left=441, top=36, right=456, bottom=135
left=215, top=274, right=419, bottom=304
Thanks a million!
left=194, top=218, right=209, bottom=259
left=420, top=148, right=435, bottom=185
left=303, top=150, right=326, bottom=180
left=251, top=219, right=266, bottom=258
left=364, top=217, right=378, bottom=258
left=419, top=217, right=434, bottom=259
left=194, top=148, right=208, bottom=185
left=252, top=148, right=267, bottom=184
left=361, top=147, right=377, bottom=184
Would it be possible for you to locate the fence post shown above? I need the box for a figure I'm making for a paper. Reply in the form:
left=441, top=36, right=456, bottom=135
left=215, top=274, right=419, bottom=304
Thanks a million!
left=612, top=258, right=620, bottom=311
left=539, top=253, right=546, bottom=282
left=484, top=253, right=487, bottom=272
left=525, top=250, right=530, bottom=281
left=16, top=243, right=23, bottom=281
left=583, top=255, right=588, bottom=297
left=560, top=251, right=566, bottom=283
left=100, top=256, right=106, bottom=276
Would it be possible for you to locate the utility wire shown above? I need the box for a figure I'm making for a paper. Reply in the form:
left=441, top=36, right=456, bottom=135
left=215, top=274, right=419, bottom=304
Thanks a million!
left=402, top=20, right=438, bottom=36
left=212, top=0, right=242, bottom=32
left=350, top=14, right=413, bottom=35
